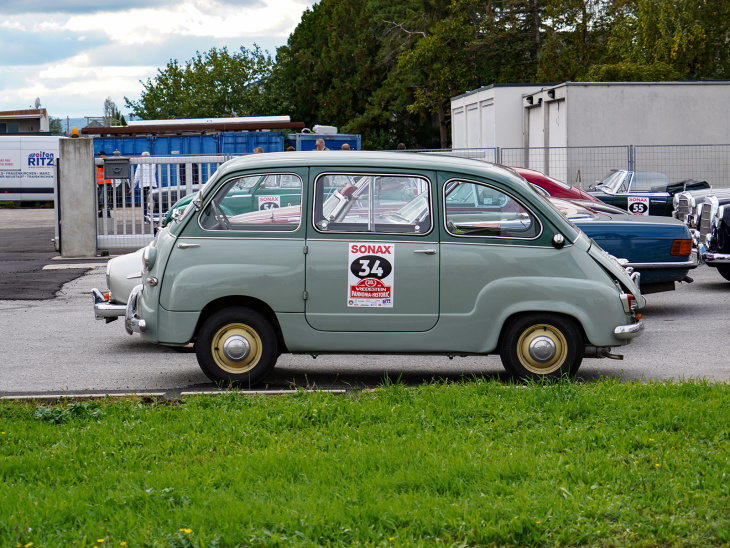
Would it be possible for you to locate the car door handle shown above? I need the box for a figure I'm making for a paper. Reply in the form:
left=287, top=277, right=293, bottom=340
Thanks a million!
left=177, top=242, right=200, bottom=249
left=413, top=249, right=437, bottom=255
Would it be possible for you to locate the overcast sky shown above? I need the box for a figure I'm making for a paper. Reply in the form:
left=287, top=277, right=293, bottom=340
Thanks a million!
left=0, top=0, right=317, bottom=120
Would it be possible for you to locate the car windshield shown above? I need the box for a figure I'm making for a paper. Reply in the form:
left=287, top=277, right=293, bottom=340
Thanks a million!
left=596, top=170, right=629, bottom=192
left=544, top=174, right=572, bottom=190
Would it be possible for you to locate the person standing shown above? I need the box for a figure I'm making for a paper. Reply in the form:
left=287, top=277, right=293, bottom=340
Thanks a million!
left=131, top=151, right=157, bottom=216
left=96, top=151, right=112, bottom=217
left=315, top=139, right=329, bottom=151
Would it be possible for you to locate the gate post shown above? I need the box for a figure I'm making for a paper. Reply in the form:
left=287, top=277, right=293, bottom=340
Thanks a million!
left=58, top=138, right=97, bottom=258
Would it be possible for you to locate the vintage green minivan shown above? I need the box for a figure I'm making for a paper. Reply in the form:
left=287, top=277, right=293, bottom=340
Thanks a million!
left=93, top=151, right=645, bottom=385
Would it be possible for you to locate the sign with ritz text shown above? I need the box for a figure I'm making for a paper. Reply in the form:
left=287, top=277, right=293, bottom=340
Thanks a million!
left=0, top=136, right=60, bottom=201
left=348, top=243, right=395, bottom=307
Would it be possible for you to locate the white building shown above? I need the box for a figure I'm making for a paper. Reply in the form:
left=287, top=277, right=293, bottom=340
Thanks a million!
left=451, top=81, right=730, bottom=186
left=0, top=108, right=50, bottom=134
left=450, top=84, right=545, bottom=154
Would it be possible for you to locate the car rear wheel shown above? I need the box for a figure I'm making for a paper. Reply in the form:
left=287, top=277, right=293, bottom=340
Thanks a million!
left=195, top=307, right=278, bottom=387
left=716, top=265, right=730, bottom=282
left=500, top=314, right=583, bottom=380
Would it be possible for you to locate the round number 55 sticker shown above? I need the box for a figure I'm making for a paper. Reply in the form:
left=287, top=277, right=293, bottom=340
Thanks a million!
left=627, top=196, right=649, bottom=215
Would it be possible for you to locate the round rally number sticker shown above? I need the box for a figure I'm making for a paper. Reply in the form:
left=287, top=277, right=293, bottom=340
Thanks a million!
left=627, top=197, right=649, bottom=215
left=348, top=244, right=395, bottom=308
left=350, top=255, right=393, bottom=280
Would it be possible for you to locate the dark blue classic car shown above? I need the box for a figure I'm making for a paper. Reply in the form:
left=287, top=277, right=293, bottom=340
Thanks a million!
left=588, top=170, right=710, bottom=216
left=551, top=198, right=697, bottom=293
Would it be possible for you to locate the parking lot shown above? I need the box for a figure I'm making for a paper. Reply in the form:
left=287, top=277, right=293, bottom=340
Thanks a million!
left=0, top=208, right=728, bottom=398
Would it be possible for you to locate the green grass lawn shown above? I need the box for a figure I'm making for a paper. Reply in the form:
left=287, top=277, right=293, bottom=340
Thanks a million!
left=2, top=378, right=728, bottom=547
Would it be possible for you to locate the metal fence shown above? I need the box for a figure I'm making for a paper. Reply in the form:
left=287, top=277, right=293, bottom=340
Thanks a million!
left=95, top=144, right=730, bottom=251
left=437, top=144, right=730, bottom=190
left=96, top=155, right=231, bottom=250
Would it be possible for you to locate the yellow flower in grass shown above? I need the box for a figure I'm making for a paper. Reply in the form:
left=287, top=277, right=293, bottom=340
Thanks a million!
left=120, top=543, right=127, bottom=547
left=180, top=528, right=192, bottom=534
left=97, top=540, right=105, bottom=543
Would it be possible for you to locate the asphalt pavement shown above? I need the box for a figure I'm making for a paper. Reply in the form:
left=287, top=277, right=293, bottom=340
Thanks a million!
left=0, top=208, right=729, bottom=399
left=0, top=207, right=105, bottom=300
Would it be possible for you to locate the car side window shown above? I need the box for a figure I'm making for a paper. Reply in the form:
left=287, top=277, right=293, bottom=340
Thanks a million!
left=200, top=174, right=302, bottom=231
left=259, top=174, right=302, bottom=189
left=444, top=180, right=539, bottom=238
left=313, top=174, right=431, bottom=234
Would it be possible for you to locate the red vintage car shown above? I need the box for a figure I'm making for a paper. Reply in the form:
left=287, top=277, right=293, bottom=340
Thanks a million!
left=510, top=167, right=601, bottom=203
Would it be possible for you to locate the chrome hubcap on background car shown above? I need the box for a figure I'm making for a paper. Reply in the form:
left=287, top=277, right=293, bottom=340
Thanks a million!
left=517, top=324, right=567, bottom=374
left=211, top=323, right=262, bottom=374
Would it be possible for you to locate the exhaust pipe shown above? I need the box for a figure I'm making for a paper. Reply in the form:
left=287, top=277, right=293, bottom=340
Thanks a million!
left=584, top=346, right=624, bottom=360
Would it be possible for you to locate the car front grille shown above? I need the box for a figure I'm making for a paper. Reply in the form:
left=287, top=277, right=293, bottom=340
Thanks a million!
left=675, top=194, right=692, bottom=223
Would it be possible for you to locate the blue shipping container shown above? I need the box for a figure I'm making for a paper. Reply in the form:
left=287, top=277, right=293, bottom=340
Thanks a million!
left=288, top=133, right=361, bottom=151
left=93, top=131, right=285, bottom=156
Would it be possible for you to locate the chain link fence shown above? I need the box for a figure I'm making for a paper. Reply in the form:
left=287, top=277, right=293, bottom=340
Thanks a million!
left=438, top=145, right=730, bottom=190
left=95, top=145, right=730, bottom=250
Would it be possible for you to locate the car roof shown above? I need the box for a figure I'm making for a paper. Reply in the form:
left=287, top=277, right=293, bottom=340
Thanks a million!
left=216, top=150, right=525, bottom=187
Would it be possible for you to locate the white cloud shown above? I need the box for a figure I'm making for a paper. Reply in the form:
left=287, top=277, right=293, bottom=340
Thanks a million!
left=0, top=0, right=318, bottom=117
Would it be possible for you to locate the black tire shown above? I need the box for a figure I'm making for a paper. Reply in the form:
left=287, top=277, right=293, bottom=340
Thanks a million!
left=717, top=265, right=730, bottom=282
left=195, top=307, right=278, bottom=387
left=500, top=314, right=583, bottom=381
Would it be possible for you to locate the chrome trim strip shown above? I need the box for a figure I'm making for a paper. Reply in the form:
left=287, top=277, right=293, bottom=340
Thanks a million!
left=440, top=241, right=560, bottom=250
left=625, top=258, right=698, bottom=270
left=614, top=320, right=644, bottom=340
left=175, top=236, right=306, bottom=242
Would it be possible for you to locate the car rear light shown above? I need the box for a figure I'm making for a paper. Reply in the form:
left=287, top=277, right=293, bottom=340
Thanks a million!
left=670, top=239, right=692, bottom=256
left=620, top=292, right=638, bottom=313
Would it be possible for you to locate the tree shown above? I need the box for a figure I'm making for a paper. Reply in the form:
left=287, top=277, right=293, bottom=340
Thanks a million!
left=49, top=117, right=63, bottom=135
left=275, top=0, right=445, bottom=149
left=125, top=45, right=278, bottom=120
left=103, top=97, right=126, bottom=126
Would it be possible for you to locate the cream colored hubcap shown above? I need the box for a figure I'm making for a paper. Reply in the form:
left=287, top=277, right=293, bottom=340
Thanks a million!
left=211, top=323, right=262, bottom=374
left=517, top=324, right=567, bottom=374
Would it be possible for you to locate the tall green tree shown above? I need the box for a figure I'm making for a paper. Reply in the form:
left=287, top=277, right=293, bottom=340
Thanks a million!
left=49, top=117, right=63, bottom=135
left=631, top=0, right=730, bottom=79
left=125, top=46, right=278, bottom=119
left=103, top=97, right=127, bottom=126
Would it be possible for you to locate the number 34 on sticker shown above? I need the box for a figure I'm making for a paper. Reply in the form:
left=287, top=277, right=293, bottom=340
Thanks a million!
left=348, top=244, right=395, bottom=308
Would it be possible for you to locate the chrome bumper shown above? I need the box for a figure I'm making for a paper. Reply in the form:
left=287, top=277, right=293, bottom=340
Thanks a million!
left=125, top=284, right=146, bottom=335
left=92, top=288, right=126, bottom=321
left=702, top=251, right=730, bottom=266
left=614, top=320, right=644, bottom=340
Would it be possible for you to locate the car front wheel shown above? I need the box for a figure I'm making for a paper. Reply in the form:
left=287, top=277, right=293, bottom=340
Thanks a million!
left=195, top=307, right=278, bottom=387
left=500, top=314, right=583, bottom=380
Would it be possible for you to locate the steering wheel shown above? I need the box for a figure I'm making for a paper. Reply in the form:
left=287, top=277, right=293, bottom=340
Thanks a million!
left=210, top=201, right=231, bottom=230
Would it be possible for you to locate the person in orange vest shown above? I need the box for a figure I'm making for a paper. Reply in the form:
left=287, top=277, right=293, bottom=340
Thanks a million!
left=97, top=151, right=112, bottom=217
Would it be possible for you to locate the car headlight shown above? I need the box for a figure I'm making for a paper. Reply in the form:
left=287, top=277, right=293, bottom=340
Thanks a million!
left=141, top=246, right=157, bottom=270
